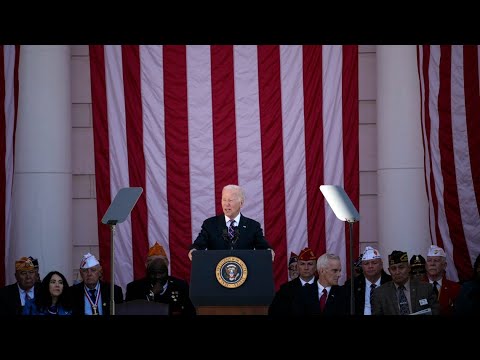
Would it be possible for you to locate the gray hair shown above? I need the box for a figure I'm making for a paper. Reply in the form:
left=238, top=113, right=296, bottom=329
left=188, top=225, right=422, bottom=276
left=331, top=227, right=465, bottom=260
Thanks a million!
left=317, top=253, right=340, bottom=272
left=223, top=184, right=245, bottom=203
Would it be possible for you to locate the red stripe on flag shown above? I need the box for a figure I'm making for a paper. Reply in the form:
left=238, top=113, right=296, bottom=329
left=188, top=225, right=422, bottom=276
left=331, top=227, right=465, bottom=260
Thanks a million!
left=163, top=46, right=192, bottom=280
left=342, top=45, right=360, bottom=272
left=89, top=45, right=113, bottom=280
left=463, top=46, right=480, bottom=215
left=257, top=46, right=288, bottom=288
left=421, top=45, right=443, bottom=249
left=303, top=45, right=326, bottom=257
left=0, top=47, right=6, bottom=286
left=121, top=46, right=149, bottom=279
left=211, top=45, right=238, bottom=213
left=438, top=45, right=470, bottom=281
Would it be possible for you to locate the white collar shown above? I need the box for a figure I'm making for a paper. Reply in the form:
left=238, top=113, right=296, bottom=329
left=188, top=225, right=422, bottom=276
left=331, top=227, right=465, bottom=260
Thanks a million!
left=225, top=213, right=241, bottom=225
left=18, top=285, right=34, bottom=297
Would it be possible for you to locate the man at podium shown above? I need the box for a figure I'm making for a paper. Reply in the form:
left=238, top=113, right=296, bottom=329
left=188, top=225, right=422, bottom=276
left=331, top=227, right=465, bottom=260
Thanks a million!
left=188, top=184, right=274, bottom=261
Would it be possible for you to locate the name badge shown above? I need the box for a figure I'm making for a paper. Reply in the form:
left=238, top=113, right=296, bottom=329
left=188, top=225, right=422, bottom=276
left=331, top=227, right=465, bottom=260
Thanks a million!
left=419, top=298, right=428, bottom=306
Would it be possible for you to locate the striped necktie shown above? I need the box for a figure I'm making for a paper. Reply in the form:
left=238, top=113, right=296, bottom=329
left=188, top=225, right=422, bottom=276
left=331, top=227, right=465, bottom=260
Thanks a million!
left=228, top=219, right=236, bottom=239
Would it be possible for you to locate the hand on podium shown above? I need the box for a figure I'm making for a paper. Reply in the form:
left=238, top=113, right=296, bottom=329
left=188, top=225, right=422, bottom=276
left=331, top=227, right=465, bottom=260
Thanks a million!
left=188, top=248, right=196, bottom=261
left=270, top=248, right=275, bottom=262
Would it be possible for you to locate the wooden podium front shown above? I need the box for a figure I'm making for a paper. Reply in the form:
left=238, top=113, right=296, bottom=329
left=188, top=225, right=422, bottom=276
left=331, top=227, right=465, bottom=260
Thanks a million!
left=196, top=306, right=268, bottom=315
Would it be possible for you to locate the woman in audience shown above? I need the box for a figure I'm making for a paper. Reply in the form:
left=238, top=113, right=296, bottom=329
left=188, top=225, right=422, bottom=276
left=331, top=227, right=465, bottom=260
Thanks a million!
left=23, top=270, right=72, bottom=315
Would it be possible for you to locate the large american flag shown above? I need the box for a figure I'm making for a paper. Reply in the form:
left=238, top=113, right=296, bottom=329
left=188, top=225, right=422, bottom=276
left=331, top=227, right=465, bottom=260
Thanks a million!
left=0, top=45, right=19, bottom=287
left=418, top=45, right=480, bottom=282
left=4, top=45, right=479, bottom=291
left=89, top=45, right=359, bottom=292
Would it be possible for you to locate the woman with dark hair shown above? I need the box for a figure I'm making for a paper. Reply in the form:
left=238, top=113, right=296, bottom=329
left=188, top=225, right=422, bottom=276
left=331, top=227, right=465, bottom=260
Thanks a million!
left=454, top=254, right=480, bottom=316
left=22, top=270, right=72, bottom=315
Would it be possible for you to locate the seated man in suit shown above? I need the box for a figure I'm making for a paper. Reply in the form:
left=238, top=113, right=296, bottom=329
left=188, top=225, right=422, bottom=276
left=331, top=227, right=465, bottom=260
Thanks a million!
left=0, top=256, right=41, bottom=315
left=345, top=246, right=392, bottom=315
left=371, top=250, right=439, bottom=315
left=269, top=247, right=317, bottom=316
left=188, top=184, right=274, bottom=261
left=126, top=242, right=196, bottom=316
left=425, top=245, right=460, bottom=316
left=70, top=253, right=123, bottom=315
left=292, top=253, right=347, bottom=316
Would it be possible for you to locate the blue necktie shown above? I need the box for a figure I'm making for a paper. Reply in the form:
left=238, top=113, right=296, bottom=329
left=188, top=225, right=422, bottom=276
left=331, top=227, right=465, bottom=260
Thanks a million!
left=89, top=289, right=96, bottom=301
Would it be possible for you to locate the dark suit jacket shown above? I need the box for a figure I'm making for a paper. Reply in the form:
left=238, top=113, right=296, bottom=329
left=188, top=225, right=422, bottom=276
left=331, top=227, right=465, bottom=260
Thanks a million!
left=344, top=271, right=392, bottom=315
left=190, top=214, right=271, bottom=251
left=454, top=278, right=480, bottom=316
left=371, top=279, right=440, bottom=315
left=125, top=276, right=196, bottom=316
left=269, top=277, right=305, bottom=316
left=70, top=281, right=123, bottom=316
left=291, top=282, right=348, bottom=316
left=0, top=283, right=41, bottom=315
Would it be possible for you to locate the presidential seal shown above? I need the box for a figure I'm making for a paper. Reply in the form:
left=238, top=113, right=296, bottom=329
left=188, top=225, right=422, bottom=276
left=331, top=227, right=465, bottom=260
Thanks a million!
left=215, top=256, right=248, bottom=288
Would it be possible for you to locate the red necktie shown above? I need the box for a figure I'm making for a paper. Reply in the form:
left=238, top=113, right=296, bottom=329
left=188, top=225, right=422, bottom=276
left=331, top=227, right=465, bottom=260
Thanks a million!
left=319, top=288, right=328, bottom=312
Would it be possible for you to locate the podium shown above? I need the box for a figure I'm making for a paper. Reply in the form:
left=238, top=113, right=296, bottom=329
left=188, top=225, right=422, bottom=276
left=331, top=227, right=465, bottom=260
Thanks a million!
left=190, top=250, right=275, bottom=315
left=116, top=299, right=169, bottom=315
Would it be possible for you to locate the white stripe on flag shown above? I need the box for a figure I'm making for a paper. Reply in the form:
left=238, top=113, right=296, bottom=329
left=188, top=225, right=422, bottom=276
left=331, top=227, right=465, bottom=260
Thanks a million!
left=280, top=45, right=309, bottom=259
left=323, top=45, right=347, bottom=283
left=140, top=45, right=171, bottom=259
left=187, top=45, right=216, bottom=237
left=234, top=45, right=265, bottom=227
left=105, top=45, right=134, bottom=286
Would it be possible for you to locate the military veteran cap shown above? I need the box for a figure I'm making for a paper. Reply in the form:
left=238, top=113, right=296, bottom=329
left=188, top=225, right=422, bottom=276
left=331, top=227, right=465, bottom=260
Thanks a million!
left=362, top=246, right=381, bottom=261
left=410, top=255, right=426, bottom=274
left=15, top=257, right=35, bottom=271
left=80, top=253, right=100, bottom=269
left=388, top=250, right=409, bottom=266
left=427, top=245, right=446, bottom=257
left=298, top=247, right=317, bottom=261
left=147, top=242, right=167, bottom=258
left=288, top=252, right=298, bottom=265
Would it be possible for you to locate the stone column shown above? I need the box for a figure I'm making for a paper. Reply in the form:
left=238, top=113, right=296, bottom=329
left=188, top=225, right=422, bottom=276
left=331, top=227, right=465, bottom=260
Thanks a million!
left=9, top=45, right=72, bottom=284
left=376, top=45, right=430, bottom=267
